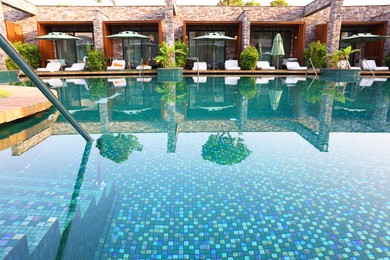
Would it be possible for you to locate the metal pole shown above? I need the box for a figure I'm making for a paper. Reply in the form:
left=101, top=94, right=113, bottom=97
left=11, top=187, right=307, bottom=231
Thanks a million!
left=0, top=33, right=93, bottom=142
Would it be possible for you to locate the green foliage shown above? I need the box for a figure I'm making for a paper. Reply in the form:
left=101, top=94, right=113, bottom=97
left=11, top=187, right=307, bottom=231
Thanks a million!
left=245, top=0, right=260, bottom=5
left=385, top=50, right=390, bottom=68
left=239, top=46, right=259, bottom=70
left=96, top=133, right=143, bottom=163
left=270, top=0, right=288, bottom=6
left=174, top=40, right=189, bottom=68
left=86, top=46, right=106, bottom=71
left=325, top=46, right=360, bottom=69
left=218, top=0, right=244, bottom=5
left=202, top=132, right=251, bottom=165
left=5, top=41, right=41, bottom=70
left=304, top=41, right=327, bottom=68
left=0, top=89, right=11, bottom=98
left=239, top=77, right=258, bottom=99
left=87, top=78, right=110, bottom=101
left=155, top=42, right=186, bottom=68
left=156, top=82, right=187, bottom=104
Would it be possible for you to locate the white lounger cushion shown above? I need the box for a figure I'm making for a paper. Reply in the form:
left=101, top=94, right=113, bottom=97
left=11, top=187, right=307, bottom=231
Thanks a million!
left=192, top=62, right=208, bottom=70
left=107, top=60, right=126, bottom=70
left=362, top=60, right=389, bottom=71
left=65, top=63, right=86, bottom=71
left=37, top=62, right=61, bottom=72
left=224, top=60, right=241, bottom=70
left=286, top=61, right=307, bottom=70
left=256, top=61, right=275, bottom=70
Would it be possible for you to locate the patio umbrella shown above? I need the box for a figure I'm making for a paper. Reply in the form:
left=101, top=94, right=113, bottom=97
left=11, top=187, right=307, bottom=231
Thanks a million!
left=341, top=33, right=390, bottom=66
left=36, top=32, right=82, bottom=61
left=194, top=32, right=236, bottom=70
left=270, top=33, right=285, bottom=70
left=106, top=31, right=150, bottom=69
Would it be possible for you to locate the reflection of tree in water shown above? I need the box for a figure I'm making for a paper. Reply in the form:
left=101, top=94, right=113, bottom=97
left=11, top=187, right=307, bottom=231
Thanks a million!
left=239, top=77, right=258, bottom=100
left=202, top=132, right=251, bottom=165
left=155, top=82, right=187, bottom=105
left=87, top=78, right=110, bottom=101
left=96, top=133, right=143, bottom=163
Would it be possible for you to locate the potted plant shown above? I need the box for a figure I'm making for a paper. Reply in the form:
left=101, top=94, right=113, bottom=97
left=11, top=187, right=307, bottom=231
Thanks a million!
left=320, top=46, right=361, bottom=83
left=155, top=41, right=186, bottom=82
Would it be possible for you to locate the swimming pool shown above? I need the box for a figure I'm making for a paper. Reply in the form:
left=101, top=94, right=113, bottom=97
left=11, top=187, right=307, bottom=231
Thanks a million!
left=0, top=76, right=389, bottom=259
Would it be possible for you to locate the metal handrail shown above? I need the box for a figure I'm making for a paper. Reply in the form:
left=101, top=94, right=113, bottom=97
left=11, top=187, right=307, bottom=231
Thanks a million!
left=362, top=59, right=375, bottom=76
left=307, top=58, right=318, bottom=77
left=0, top=33, right=93, bottom=142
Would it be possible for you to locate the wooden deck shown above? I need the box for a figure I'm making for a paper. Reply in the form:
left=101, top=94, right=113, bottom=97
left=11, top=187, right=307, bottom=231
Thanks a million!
left=21, top=68, right=390, bottom=78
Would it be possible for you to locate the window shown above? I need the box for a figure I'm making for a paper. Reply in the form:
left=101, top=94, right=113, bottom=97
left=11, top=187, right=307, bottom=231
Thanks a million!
left=254, top=31, right=291, bottom=66
left=188, top=31, right=226, bottom=69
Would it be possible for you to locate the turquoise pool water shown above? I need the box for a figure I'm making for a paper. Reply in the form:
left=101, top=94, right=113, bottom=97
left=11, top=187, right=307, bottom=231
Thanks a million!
left=0, top=76, right=389, bottom=259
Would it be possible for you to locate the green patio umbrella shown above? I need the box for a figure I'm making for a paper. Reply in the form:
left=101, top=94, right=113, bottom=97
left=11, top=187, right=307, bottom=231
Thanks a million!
left=194, top=32, right=236, bottom=70
left=340, top=33, right=390, bottom=66
left=106, top=31, right=150, bottom=69
left=270, top=33, right=285, bottom=70
left=36, top=32, right=82, bottom=62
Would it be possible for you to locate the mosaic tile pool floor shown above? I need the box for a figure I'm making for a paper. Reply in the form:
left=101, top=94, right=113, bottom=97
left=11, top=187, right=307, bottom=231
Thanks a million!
left=0, top=76, right=389, bottom=258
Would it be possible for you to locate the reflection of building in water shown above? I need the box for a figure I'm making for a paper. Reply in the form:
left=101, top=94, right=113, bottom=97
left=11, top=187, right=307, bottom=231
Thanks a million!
left=54, top=77, right=390, bottom=151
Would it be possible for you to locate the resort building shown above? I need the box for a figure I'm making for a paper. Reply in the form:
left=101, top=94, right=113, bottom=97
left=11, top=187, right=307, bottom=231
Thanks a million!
left=0, top=0, right=389, bottom=70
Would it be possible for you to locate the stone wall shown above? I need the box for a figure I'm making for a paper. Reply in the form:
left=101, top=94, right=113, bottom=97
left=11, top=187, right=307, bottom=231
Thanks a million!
left=1, top=3, right=389, bottom=65
left=1, top=0, right=37, bottom=15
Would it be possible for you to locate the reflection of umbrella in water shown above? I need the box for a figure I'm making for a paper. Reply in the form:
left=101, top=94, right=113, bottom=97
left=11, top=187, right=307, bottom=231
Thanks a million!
left=340, top=33, right=390, bottom=66
left=270, top=33, right=285, bottom=69
left=106, top=31, right=150, bottom=69
left=36, top=32, right=82, bottom=61
left=269, top=78, right=283, bottom=111
left=194, top=32, right=236, bottom=70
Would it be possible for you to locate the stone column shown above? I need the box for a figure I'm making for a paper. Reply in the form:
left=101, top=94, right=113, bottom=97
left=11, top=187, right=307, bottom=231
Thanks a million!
left=0, top=2, right=7, bottom=70
left=93, top=10, right=109, bottom=52
left=326, top=0, right=344, bottom=55
left=238, top=10, right=250, bottom=51
left=164, top=0, right=175, bottom=45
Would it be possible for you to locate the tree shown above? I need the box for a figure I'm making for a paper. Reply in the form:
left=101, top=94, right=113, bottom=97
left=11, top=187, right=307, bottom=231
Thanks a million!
left=245, top=0, right=260, bottom=6
left=270, top=0, right=288, bottom=6
left=218, top=0, right=244, bottom=6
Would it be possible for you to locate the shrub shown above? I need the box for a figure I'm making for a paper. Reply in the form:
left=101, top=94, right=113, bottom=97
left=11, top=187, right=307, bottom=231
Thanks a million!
left=385, top=51, right=390, bottom=68
left=174, top=40, right=189, bottom=68
left=5, top=41, right=41, bottom=70
left=304, top=41, right=327, bottom=68
left=86, top=46, right=106, bottom=71
left=240, top=46, right=258, bottom=70
left=239, top=77, right=258, bottom=99
left=87, top=78, right=110, bottom=101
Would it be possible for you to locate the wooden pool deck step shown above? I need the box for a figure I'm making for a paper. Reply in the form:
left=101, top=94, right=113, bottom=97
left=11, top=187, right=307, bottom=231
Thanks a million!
left=0, top=86, right=54, bottom=124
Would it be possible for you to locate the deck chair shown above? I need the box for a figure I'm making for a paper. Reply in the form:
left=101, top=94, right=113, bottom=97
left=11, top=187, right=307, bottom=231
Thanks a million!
left=337, top=60, right=360, bottom=70
left=65, top=63, right=86, bottom=71
left=224, top=60, right=241, bottom=70
left=362, top=60, right=389, bottom=71
left=192, top=62, right=208, bottom=70
left=286, top=61, right=307, bottom=70
left=136, top=65, right=152, bottom=70
left=107, top=59, right=126, bottom=71
left=256, top=61, right=275, bottom=70
left=37, top=62, right=61, bottom=72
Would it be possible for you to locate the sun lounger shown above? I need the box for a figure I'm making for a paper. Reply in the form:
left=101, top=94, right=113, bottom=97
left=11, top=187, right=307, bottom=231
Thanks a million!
left=136, top=65, right=152, bottom=70
left=286, top=61, right=307, bottom=70
left=337, top=60, right=360, bottom=70
left=192, top=62, right=208, bottom=70
left=64, top=62, right=86, bottom=71
left=224, top=60, right=241, bottom=70
left=362, top=60, right=389, bottom=71
left=37, top=62, right=62, bottom=72
left=256, top=61, right=275, bottom=70
left=107, top=59, right=126, bottom=71
left=66, top=78, right=89, bottom=90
